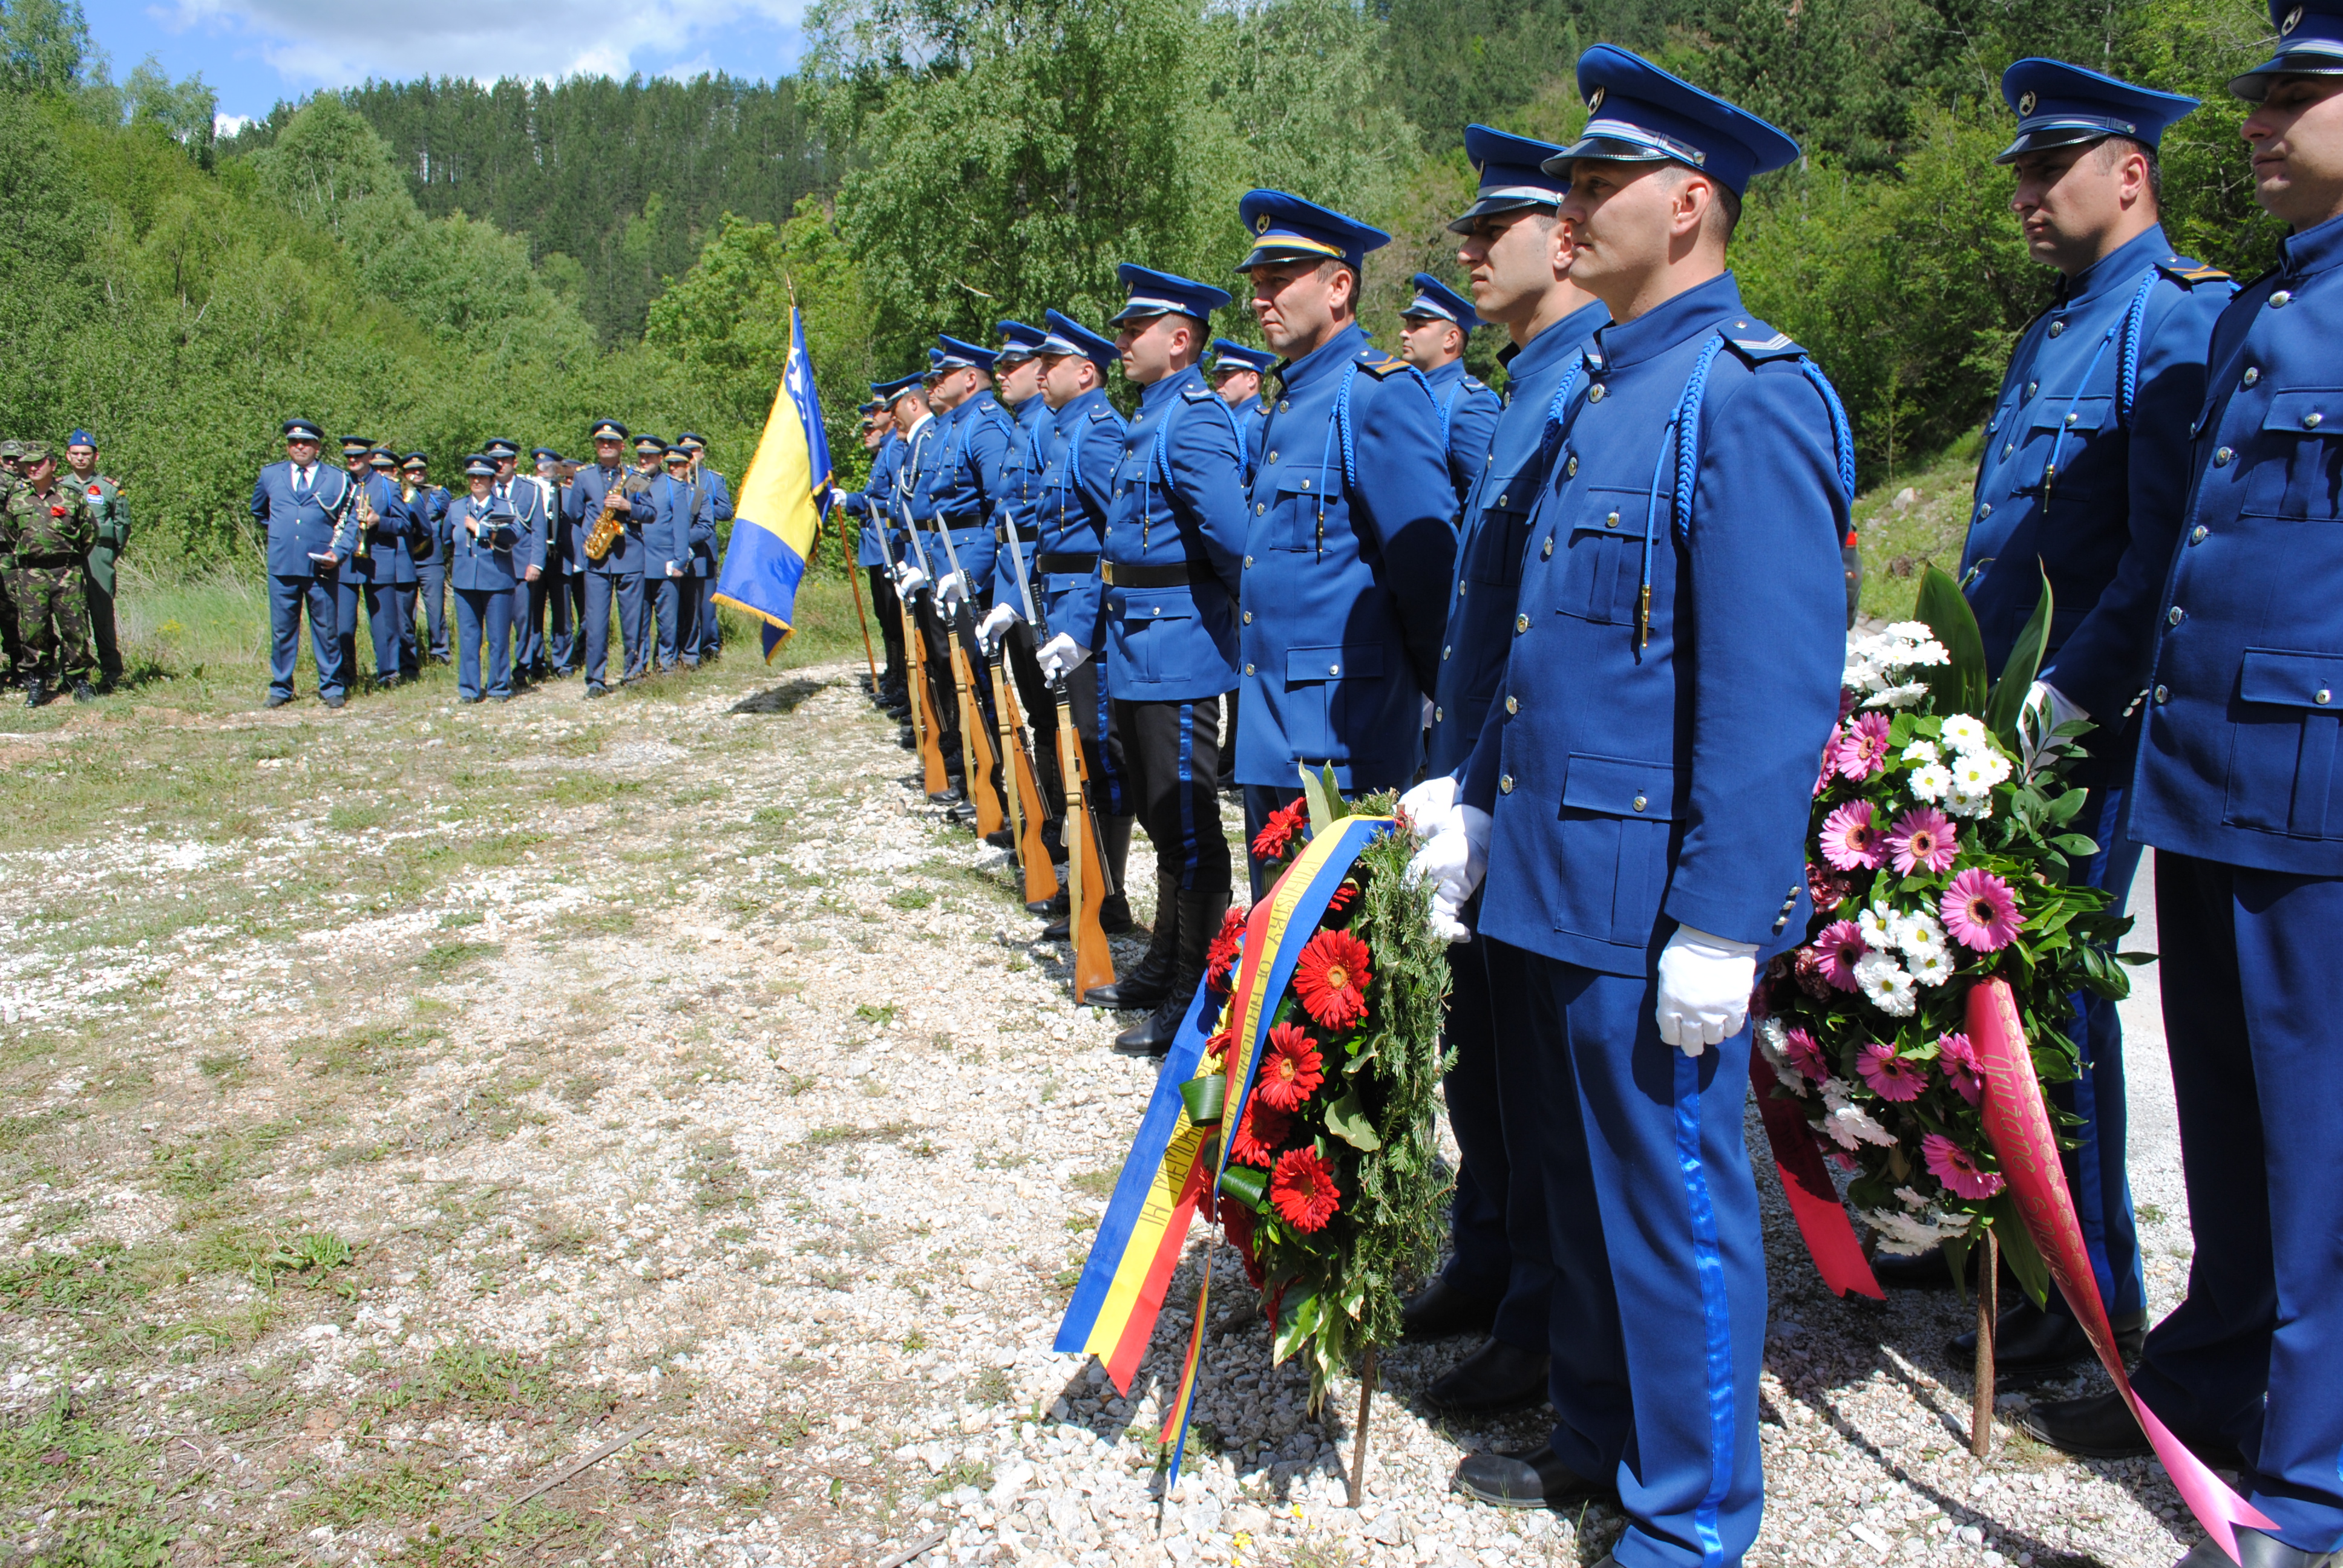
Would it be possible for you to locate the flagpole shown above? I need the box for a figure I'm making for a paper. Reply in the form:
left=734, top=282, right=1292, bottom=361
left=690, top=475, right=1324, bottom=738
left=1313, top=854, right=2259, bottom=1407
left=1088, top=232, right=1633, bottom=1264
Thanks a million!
left=837, top=508, right=879, bottom=687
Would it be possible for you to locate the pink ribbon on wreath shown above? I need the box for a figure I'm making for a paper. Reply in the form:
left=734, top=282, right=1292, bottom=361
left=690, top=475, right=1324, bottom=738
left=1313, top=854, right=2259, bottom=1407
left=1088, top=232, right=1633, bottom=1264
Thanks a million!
left=1968, top=979, right=2275, bottom=1564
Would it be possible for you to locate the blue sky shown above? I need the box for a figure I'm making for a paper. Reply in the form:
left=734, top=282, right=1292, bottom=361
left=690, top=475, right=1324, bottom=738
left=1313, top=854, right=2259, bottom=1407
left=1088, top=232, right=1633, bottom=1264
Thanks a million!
left=83, top=0, right=813, bottom=126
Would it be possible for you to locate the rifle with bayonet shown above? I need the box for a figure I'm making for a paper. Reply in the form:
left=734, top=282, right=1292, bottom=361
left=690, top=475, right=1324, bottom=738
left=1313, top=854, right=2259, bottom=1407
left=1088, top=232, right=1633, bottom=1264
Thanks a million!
left=926, top=514, right=1008, bottom=837
left=986, top=521, right=1059, bottom=909
left=894, top=463, right=951, bottom=797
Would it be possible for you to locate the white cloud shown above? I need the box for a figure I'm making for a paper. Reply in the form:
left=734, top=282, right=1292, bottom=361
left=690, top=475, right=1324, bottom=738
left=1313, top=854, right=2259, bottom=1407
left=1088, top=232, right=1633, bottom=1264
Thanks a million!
left=213, top=111, right=249, bottom=136
left=153, top=0, right=808, bottom=96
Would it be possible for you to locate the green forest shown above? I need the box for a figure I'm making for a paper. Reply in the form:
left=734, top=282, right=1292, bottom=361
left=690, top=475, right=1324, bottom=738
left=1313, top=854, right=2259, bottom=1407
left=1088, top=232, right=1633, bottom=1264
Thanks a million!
left=0, top=0, right=2293, bottom=577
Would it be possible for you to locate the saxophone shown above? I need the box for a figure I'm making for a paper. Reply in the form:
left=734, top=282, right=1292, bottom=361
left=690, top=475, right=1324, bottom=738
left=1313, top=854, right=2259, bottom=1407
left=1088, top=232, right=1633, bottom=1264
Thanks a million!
left=583, top=471, right=632, bottom=563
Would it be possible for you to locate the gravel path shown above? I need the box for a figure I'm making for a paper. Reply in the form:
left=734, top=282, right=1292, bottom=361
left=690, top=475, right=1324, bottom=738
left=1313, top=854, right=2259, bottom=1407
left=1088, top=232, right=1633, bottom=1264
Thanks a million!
left=0, top=656, right=2203, bottom=1568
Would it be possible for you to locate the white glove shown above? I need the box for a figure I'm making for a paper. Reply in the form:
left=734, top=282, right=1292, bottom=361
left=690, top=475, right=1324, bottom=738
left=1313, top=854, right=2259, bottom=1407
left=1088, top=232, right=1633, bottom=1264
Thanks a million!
left=1406, top=805, right=1489, bottom=943
left=896, top=563, right=929, bottom=596
left=937, top=570, right=968, bottom=606
left=1421, top=694, right=1436, bottom=729
left=1654, top=925, right=1760, bottom=1055
left=1397, top=773, right=1460, bottom=838
left=977, top=603, right=1017, bottom=652
left=1037, top=632, right=1089, bottom=679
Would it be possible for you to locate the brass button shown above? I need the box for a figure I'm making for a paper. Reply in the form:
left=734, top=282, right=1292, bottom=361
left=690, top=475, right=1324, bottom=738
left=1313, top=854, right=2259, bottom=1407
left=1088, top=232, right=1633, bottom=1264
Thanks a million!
left=2272, top=290, right=2294, bottom=308
left=1587, top=384, right=1606, bottom=403
left=1256, top=503, right=1266, bottom=515
left=2320, top=689, right=2334, bottom=706
left=2026, top=381, right=2037, bottom=398
left=2214, top=447, right=2234, bottom=466
left=1442, top=644, right=1452, bottom=660
left=1242, top=610, right=1253, bottom=624
left=1328, top=662, right=1340, bottom=675
left=1978, top=503, right=1992, bottom=519
left=2154, top=684, right=2169, bottom=704
left=1514, top=613, right=1529, bottom=634
left=1244, top=554, right=1253, bottom=567
left=1434, top=706, right=1444, bottom=722
left=1268, top=450, right=1279, bottom=463
left=1458, top=581, right=1467, bottom=596
left=2307, top=412, right=2325, bottom=429
left=1244, top=662, right=1254, bottom=675
left=2190, top=526, right=2208, bottom=544
left=2002, top=443, right=2014, bottom=458
left=2244, top=367, right=2261, bottom=387
left=1499, top=774, right=1515, bottom=794
left=2169, top=606, right=2184, bottom=626
left=1496, top=494, right=1507, bottom=506
left=1565, top=456, right=1578, bottom=477
left=1632, top=794, right=1647, bottom=812
left=1605, top=511, right=1620, bottom=529
left=1504, top=694, right=1518, bottom=714
left=1300, top=477, right=1312, bottom=490
left=1541, top=536, right=1553, bottom=558
left=1278, top=399, right=1291, bottom=411
left=2048, top=320, right=2065, bottom=338
left=2065, top=411, right=2080, bottom=426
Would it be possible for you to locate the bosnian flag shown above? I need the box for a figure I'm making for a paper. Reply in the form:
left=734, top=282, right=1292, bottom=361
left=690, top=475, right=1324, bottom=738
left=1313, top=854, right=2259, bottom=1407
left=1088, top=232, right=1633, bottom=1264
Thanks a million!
left=714, top=307, right=834, bottom=660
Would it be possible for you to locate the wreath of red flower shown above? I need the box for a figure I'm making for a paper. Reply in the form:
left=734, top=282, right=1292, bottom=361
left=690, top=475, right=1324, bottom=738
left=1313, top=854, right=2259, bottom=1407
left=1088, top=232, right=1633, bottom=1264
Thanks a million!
left=1269, top=1146, right=1341, bottom=1232
left=1250, top=799, right=1309, bottom=863
left=1204, top=904, right=1248, bottom=994
left=1293, top=928, right=1372, bottom=1031
left=1255, top=1022, right=1325, bottom=1112
left=1323, top=881, right=1358, bottom=916
left=1227, top=1099, right=1294, bottom=1168
left=1221, top=1201, right=1265, bottom=1288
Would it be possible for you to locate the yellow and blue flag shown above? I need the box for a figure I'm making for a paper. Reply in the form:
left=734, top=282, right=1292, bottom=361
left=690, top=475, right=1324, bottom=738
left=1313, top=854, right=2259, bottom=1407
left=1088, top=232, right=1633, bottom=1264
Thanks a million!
left=713, top=307, right=833, bottom=661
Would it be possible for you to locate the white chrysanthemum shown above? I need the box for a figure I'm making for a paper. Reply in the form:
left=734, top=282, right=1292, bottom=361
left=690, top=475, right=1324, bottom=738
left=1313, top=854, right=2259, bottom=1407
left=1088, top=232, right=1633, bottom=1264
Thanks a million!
left=1863, top=1204, right=1974, bottom=1255
left=1856, top=903, right=1896, bottom=951
left=1901, top=739, right=1941, bottom=765
left=1752, top=1019, right=1807, bottom=1097
left=1883, top=621, right=1935, bottom=644
left=1853, top=950, right=1918, bottom=1017
left=1821, top=1079, right=1900, bottom=1149
left=1866, top=682, right=1928, bottom=710
left=1940, top=715, right=1990, bottom=754
left=1893, top=911, right=1947, bottom=961
left=1893, top=1186, right=1933, bottom=1210
left=1906, top=946, right=1956, bottom=988
left=1951, top=747, right=2012, bottom=792
left=1907, top=762, right=1953, bottom=803
left=1942, top=782, right=1994, bottom=820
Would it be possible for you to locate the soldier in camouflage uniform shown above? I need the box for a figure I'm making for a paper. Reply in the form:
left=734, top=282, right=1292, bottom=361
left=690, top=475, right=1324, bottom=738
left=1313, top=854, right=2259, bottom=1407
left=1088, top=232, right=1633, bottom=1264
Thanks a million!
left=0, top=440, right=23, bottom=685
left=4, top=442, right=97, bottom=705
left=64, top=431, right=127, bottom=689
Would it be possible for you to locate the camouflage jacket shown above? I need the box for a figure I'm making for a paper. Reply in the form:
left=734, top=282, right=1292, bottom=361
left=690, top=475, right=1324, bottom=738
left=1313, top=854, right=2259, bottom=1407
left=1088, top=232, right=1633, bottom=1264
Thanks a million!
left=5, top=480, right=97, bottom=563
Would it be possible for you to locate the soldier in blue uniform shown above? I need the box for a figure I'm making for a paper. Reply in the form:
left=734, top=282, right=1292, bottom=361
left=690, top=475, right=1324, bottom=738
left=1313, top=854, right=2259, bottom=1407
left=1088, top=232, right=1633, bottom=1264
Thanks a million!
left=1026, top=311, right=1133, bottom=935
left=526, top=445, right=574, bottom=677
left=1207, top=339, right=1275, bottom=462
left=1084, top=266, right=1251, bottom=1053
left=678, top=434, right=730, bottom=663
left=359, top=448, right=419, bottom=687
left=1398, top=274, right=1504, bottom=509
left=1906, top=63, right=2232, bottom=1379
left=398, top=452, right=451, bottom=676
left=562, top=419, right=655, bottom=698
left=2016, top=18, right=2343, bottom=1564
left=251, top=419, right=355, bottom=708
left=977, top=321, right=1061, bottom=850
left=1409, top=52, right=1853, bottom=1557
left=1234, top=191, right=1460, bottom=893
left=647, top=445, right=715, bottom=671
left=1393, top=124, right=1611, bottom=1421
left=327, top=436, right=390, bottom=691
left=448, top=454, right=529, bottom=704
left=841, top=393, right=908, bottom=711
left=479, top=440, right=546, bottom=686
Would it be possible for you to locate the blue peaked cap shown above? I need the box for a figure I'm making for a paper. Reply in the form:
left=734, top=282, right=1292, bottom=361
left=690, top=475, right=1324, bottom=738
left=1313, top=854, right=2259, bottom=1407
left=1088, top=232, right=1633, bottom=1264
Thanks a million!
left=1039, top=309, right=1118, bottom=370
left=1236, top=190, right=1390, bottom=272
left=1995, top=59, right=2198, bottom=162
left=1403, top=274, right=1484, bottom=332
left=2232, top=0, right=2343, bottom=98
left=935, top=335, right=997, bottom=373
left=1208, top=338, right=1277, bottom=376
left=1108, top=264, right=1231, bottom=326
left=1545, top=46, right=1800, bottom=195
left=992, top=320, right=1047, bottom=361
left=1450, top=124, right=1570, bottom=232
left=283, top=419, right=325, bottom=442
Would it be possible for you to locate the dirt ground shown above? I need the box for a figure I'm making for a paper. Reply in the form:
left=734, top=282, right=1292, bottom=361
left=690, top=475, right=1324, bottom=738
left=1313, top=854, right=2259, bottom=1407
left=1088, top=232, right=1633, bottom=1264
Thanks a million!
left=0, top=653, right=2206, bottom=1568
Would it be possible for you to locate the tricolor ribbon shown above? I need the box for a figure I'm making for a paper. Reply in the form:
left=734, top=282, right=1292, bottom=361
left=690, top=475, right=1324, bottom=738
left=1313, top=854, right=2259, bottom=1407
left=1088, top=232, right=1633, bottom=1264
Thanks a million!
left=1968, top=979, right=2276, bottom=1563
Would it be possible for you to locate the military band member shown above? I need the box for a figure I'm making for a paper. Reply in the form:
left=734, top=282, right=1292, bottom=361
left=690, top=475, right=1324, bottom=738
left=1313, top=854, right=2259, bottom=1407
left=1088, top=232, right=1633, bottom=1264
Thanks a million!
left=399, top=452, right=451, bottom=673
left=1234, top=191, right=1460, bottom=893
left=1412, top=53, right=1853, bottom=1557
left=329, top=436, right=392, bottom=689
left=1395, top=125, right=1611, bottom=1420
left=62, top=431, right=127, bottom=690
left=4, top=442, right=98, bottom=705
left=563, top=419, right=655, bottom=698
left=648, top=445, right=715, bottom=671
left=1089, top=266, right=1250, bottom=1052
left=678, top=434, right=730, bottom=663
left=359, top=448, right=419, bottom=687
left=1398, top=273, right=1504, bottom=509
left=533, top=446, right=585, bottom=677
left=479, top=440, right=544, bottom=683
left=2014, top=18, right=2343, bottom=1564
left=1915, top=62, right=2233, bottom=1380
left=449, top=454, right=529, bottom=703
left=251, top=420, right=352, bottom=708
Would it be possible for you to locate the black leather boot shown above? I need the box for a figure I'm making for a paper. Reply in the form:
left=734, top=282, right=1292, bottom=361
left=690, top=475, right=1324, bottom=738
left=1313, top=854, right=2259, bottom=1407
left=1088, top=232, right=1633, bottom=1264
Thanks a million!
left=1114, top=887, right=1221, bottom=1054
left=2019, top=1389, right=2246, bottom=1471
left=22, top=678, right=42, bottom=709
left=1401, top=1277, right=1499, bottom=1341
left=1945, top=1297, right=2144, bottom=1379
left=1450, top=1444, right=1610, bottom=1511
left=2175, top=1530, right=2337, bottom=1568
left=1426, top=1339, right=1550, bottom=1416
left=1086, top=869, right=1179, bottom=1010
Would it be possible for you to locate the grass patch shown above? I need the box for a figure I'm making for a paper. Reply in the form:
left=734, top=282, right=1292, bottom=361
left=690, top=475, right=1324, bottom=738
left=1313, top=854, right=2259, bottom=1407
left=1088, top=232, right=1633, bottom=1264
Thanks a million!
left=295, top=1022, right=430, bottom=1077
left=419, top=941, right=500, bottom=977
left=0, top=1390, right=173, bottom=1563
left=885, top=886, right=936, bottom=911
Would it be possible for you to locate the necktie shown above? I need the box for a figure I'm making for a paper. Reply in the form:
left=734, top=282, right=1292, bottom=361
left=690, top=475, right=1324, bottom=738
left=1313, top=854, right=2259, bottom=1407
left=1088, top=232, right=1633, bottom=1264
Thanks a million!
left=293, top=466, right=309, bottom=495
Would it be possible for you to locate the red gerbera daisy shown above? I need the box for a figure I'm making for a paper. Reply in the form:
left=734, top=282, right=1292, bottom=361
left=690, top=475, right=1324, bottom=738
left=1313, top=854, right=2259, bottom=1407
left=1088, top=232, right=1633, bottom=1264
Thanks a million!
left=1250, top=799, right=1309, bottom=863
left=1204, top=904, right=1248, bottom=993
left=1255, top=1023, right=1324, bottom=1111
left=1228, top=1099, right=1294, bottom=1168
left=1293, top=928, right=1372, bottom=1030
left=1269, top=1146, right=1341, bottom=1232
left=1323, top=880, right=1359, bottom=915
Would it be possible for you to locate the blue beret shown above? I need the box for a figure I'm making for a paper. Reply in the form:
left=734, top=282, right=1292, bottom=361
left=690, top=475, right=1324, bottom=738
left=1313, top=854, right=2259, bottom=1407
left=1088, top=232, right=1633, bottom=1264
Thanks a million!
left=992, top=321, right=1047, bottom=362
left=1039, top=309, right=1118, bottom=370
left=935, top=335, right=998, bottom=373
left=1996, top=59, right=2198, bottom=161
left=1545, top=45, right=1800, bottom=196
left=1403, top=273, right=1484, bottom=332
left=283, top=419, right=324, bottom=442
left=482, top=438, right=519, bottom=460
left=1450, top=125, right=1570, bottom=233
left=1236, top=191, right=1390, bottom=272
left=589, top=419, right=629, bottom=442
left=338, top=435, right=374, bottom=456
left=1109, top=264, right=1232, bottom=326
left=2232, top=0, right=2343, bottom=97
left=464, top=454, right=497, bottom=477
left=65, top=429, right=94, bottom=449
left=1208, top=338, right=1278, bottom=376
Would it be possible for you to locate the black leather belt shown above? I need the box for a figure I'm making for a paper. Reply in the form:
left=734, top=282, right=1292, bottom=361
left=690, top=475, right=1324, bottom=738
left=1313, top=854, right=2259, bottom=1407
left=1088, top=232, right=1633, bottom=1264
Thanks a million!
left=925, top=515, right=985, bottom=534
left=1102, top=561, right=1189, bottom=589
left=995, top=522, right=1040, bottom=543
left=1038, top=552, right=1098, bottom=574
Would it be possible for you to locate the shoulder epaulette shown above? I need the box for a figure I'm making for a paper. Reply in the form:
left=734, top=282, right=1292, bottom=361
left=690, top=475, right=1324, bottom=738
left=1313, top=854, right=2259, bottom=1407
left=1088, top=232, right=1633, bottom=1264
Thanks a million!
left=1464, top=375, right=1488, bottom=391
left=1088, top=405, right=1118, bottom=422
left=1357, top=351, right=1411, bottom=379
left=1181, top=385, right=1217, bottom=402
left=1722, top=325, right=1803, bottom=364
left=2157, top=258, right=2233, bottom=287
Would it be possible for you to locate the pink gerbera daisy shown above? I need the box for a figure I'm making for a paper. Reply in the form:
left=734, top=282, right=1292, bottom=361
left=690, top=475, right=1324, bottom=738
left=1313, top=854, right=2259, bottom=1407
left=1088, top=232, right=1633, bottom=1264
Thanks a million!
left=1857, top=1042, right=1927, bottom=1102
left=1941, top=867, right=2025, bottom=952
left=1819, top=801, right=1884, bottom=871
left=1784, top=1027, right=1830, bottom=1083
left=1812, top=920, right=1867, bottom=992
left=1922, top=1132, right=2006, bottom=1200
left=1937, top=1030, right=1985, bottom=1106
left=1832, top=711, right=1892, bottom=782
left=1886, top=806, right=1959, bottom=877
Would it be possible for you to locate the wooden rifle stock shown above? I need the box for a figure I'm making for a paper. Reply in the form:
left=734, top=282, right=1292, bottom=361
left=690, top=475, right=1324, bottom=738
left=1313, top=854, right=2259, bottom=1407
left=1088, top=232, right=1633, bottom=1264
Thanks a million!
left=904, top=593, right=949, bottom=795
left=991, top=652, right=1057, bottom=907
left=1052, top=684, right=1116, bottom=1004
left=945, top=613, right=1006, bottom=836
